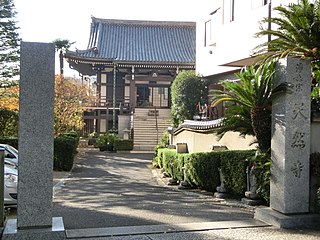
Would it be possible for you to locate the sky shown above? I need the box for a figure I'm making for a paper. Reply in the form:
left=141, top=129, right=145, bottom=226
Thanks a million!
left=14, top=0, right=213, bottom=77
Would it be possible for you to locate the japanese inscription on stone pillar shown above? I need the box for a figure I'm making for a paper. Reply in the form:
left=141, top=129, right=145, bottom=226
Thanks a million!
left=271, top=58, right=311, bottom=214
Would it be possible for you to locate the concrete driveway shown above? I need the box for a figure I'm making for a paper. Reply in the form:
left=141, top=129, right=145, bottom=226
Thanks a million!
left=52, top=151, right=254, bottom=230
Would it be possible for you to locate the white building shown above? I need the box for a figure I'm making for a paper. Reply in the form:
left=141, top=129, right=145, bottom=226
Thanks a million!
left=196, top=0, right=296, bottom=81
left=196, top=0, right=297, bottom=118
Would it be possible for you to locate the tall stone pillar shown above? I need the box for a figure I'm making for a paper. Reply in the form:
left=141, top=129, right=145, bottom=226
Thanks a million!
left=255, top=58, right=320, bottom=228
left=271, top=58, right=311, bottom=213
left=3, top=42, right=65, bottom=239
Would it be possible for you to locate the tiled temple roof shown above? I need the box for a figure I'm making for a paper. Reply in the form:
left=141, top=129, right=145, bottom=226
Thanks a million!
left=173, top=119, right=224, bottom=135
left=66, top=17, right=196, bottom=65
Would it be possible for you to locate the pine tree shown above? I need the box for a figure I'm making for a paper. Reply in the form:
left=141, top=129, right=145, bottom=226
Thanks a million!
left=0, top=0, right=20, bottom=81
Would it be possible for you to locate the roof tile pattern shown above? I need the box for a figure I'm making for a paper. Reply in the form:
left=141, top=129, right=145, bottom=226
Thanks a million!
left=79, top=17, right=196, bottom=64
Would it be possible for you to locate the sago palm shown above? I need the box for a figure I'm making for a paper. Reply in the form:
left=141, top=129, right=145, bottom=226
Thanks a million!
left=211, top=61, right=287, bottom=151
left=253, top=0, right=320, bottom=62
left=254, top=0, right=320, bottom=112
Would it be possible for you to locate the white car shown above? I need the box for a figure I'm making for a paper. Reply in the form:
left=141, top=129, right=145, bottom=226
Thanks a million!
left=0, top=144, right=18, bottom=205
left=0, top=144, right=18, bottom=168
left=4, top=164, right=17, bottom=205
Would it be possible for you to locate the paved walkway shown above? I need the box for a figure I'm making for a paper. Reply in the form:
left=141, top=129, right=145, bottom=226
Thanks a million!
left=52, top=150, right=320, bottom=240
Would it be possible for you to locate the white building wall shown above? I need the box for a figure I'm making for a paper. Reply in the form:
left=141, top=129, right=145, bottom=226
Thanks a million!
left=196, top=0, right=298, bottom=78
left=172, top=130, right=257, bottom=153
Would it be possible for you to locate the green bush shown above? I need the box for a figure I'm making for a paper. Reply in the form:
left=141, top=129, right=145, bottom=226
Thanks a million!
left=0, top=109, right=18, bottom=137
left=171, top=70, right=208, bottom=127
left=185, top=152, right=221, bottom=192
left=154, top=148, right=257, bottom=195
left=0, top=137, right=18, bottom=149
left=152, top=148, right=165, bottom=168
left=154, top=131, right=170, bottom=156
left=220, top=150, right=255, bottom=197
left=0, top=135, right=78, bottom=172
left=161, top=149, right=177, bottom=175
left=114, top=139, right=133, bottom=151
left=95, top=132, right=119, bottom=151
left=54, top=136, right=77, bottom=171
left=58, top=131, right=80, bottom=154
left=251, top=150, right=271, bottom=204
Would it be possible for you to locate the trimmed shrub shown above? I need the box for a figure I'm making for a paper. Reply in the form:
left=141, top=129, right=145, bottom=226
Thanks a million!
left=95, top=133, right=119, bottom=151
left=220, top=150, right=255, bottom=197
left=161, top=149, right=178, bottom=176
left=114, top=139, right=133, bottom=151
left=185, top=152, right=221, bottom=192
left=0, top=135, right=78, bottom=172
left=153, top=148, right=257, bottom=195
left=58, top=131, right=80, bottom=154
left=54, top=136, right=77, bottom=171
left=0, top=137, right=18, bottom=149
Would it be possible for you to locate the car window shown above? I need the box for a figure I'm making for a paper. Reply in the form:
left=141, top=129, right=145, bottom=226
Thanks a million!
left=5, top=150, right=15, bottom=158
left=8, top=146, right=18, bottom=155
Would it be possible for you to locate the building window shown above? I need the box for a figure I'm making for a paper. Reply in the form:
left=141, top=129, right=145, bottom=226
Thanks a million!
left=204, top=8, right=220, bottom=47
left=230, top=0, right=235, bottom=22
left=204, top=20, right=212, bottom=47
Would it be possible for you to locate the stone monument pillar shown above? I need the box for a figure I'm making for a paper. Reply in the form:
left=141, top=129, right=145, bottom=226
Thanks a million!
left=255, top=58, right=320, bottom=228
left=2, top=42, right=66, bottom=239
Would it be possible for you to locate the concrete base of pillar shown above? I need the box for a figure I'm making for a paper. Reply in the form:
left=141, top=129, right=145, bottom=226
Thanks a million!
left=2, top=217, right=66, bottom=240
left=254, top=207, right=320, bottom=229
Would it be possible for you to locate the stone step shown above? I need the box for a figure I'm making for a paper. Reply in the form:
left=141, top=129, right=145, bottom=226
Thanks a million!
left=132, top=145, right=156, bottom=151
left=132, top=110, right=171, bottom=151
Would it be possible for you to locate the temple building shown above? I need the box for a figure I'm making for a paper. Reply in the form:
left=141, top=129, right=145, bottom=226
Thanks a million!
left=65, top=17, right=196, bottom=150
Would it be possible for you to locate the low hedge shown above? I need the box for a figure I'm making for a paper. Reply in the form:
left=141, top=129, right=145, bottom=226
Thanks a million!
left=154, top=148, right=256, bottom=197
left=0, top=137, right=18, bottom=149
left=114, top=139, right=134, bottom=151
left=220, top=150, right=255, bottom=197
left=185, top=152, right=220, bottom=192
left=0, top=135, right=78, bottom=171
left=54, top=135, right=78, bottom=171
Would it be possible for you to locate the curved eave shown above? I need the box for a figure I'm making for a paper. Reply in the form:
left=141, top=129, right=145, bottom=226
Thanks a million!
left=65, top=54, right=195, bottom=71
left=173, top=119, right=224, bottom=136
left=173, top=127, right=219, bottom=136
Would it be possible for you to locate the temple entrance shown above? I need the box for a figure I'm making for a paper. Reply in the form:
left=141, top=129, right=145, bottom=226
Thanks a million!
left=136, top=85, right=170, bottom=108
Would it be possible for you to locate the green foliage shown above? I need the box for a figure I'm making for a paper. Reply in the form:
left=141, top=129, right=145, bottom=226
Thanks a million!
left=161, top=149, right=181, bottom=177
left=211, top=61, right=280, bottom=109
left=185, top=152, right=221, bottom=192
left=154, top=148, right=257, bottom=195
left=54, top=136, right=78, bottom=171
left=0, top=137, right=17, bottom=149
left=0, top=135, right=78, bottom=171
left=52, top=39, right=76, bottom=52
left=254, top=0, right=320, bottom=62
left=159, top=131, right=170, bottom=147
left=171, top=70, right=208, bottom=127
left=0, top=0, right=20, bottom=80
left=216, top=104, right=254, bottom=139
left=58, top=131, right=80, bottom=154
left=220, top=150, right=254, bottom=197
left=0, top=109, right=18, bottom=136
left=253, top=0, right=320, bottom=111
left=211, top=61, right=287, bottom=151
left=152, top=148, right=166, bottom=168
left=250, top=150, right=271, bottom=203
left=154, top=131, right=170, bottom=156
left=95, top=132, right=119, bottom=151
left=114, top=139, right=133, bottom=151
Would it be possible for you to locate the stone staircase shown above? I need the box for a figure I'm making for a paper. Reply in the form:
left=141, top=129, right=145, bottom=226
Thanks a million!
left=133, top=108, right=171, bottom=152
